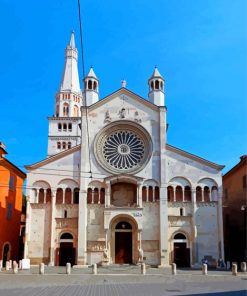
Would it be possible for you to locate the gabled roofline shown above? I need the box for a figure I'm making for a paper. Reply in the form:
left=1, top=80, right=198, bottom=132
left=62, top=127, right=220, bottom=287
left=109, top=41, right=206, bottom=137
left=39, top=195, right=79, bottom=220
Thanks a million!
left=166, top=144, right=225, bottom=171
left=223, top=155, right=247, bottom=178
left=88, top=88, right=161, bottom=112
left=0, top=158, right=26, bottom=178
left=25, top=145, right=81, bottom=170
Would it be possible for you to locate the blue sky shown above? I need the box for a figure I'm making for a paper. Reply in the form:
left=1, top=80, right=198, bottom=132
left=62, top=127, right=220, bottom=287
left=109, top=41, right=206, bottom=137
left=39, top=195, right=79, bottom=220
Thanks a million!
left=0, top=0, right=246, bottom=174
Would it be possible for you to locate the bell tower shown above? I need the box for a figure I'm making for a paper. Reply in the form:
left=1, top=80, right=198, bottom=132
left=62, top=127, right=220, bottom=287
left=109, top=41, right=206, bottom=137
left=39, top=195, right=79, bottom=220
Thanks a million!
left=83, top=67, right=99, bottom=106
left=47, top=32, right=82, bottom=157
left=148, top=66, right=165, bottom=106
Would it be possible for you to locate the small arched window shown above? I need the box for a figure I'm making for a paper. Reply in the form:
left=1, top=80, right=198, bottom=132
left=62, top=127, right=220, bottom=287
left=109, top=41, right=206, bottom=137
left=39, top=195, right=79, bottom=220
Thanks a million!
left=155, top=186, right=160, bottom=201
left=73, top=106, right=79, bottom=117
left=88, top=80, right=92, bottom=90
left=155, top=80, right=159, bottom=89
left=196, top=186, right=202, bottom=202
left=63, top=123, right=67, bottom=131
left=62, top=142, right=66, bottom=149
left=56, top=105, right=59, bottom=117
left=167, top=186, right=173, bottom=202
left=151, top=81, right=154, bottom=90
left=58, top=123, right=62, bottom=131
left=64, top=210, right=67, bottom=218
left=68, top=123, right=72, bottom=131
left=204, top=186, right=210, bottom=202
left=116, top=222, right=132, bottom=229
left=57, top=142, right=61, bottom=149
left=176, top=186, right=183, bottom=201
left=68, top=142, right=71, bottom=149
left=60, top=233, right=73, bottom=239
left=63, top=103, right=69, bottom=116
left=184, top=186, right=192, bottom=201
left=93, top=81, right=97, bottom=90
left=174, top=233, right=186, bottom=240
left=73, top=188, right=79, bottom=204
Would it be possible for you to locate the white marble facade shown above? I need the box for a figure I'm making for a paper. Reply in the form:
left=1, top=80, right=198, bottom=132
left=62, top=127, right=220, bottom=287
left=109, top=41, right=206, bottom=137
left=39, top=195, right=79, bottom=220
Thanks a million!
left=24, top=33, right=224, bottom=267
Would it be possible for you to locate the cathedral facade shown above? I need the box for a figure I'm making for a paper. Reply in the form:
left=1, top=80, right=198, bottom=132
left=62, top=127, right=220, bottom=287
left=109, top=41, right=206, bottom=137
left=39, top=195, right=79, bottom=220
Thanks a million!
left=24, top=33, right=224, bottom=267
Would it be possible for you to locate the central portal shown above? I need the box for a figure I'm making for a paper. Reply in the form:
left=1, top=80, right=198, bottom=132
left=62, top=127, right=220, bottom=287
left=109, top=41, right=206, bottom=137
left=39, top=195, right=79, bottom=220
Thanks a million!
left=115, top=221, right=132, bottom=264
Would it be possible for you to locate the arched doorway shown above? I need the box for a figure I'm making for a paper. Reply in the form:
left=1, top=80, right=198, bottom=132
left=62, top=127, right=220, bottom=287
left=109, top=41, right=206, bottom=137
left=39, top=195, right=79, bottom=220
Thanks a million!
left=115, top=221, right=133, bottom=264
left=2, top=243, right=10, bottom=267
left=59, top=233, right=75, bottom=266
left=173, top=233, right=190, bottom=267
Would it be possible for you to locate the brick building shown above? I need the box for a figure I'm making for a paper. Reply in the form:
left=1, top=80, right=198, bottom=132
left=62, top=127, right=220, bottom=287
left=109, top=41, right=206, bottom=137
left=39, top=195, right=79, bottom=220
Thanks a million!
left=0, top=143, right=26, bottom=266
left=223, top=155, right=247, bottom=265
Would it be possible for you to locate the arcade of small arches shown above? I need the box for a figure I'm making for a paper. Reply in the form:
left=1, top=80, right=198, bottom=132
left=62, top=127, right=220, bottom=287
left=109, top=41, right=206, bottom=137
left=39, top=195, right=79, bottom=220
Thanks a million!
left=84, top=79, right=98, bottom=91
left=58, top=122, right=72, bottom=132
left=167, top=176, right=219, bottom=203
left=55, top=103, right=80, bottom=117
left=57, top=141, right=72, bottom=150
left=31, top=177, right=219, bottom=206
left=33, top=187, right=80, bottom=205
left=149, top=79, right=164, bottom=92
left=167, top=185, right=219, bottom=202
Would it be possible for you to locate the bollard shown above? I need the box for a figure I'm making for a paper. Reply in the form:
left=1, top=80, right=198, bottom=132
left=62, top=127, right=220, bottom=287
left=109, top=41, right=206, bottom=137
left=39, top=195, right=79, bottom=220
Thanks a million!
left=141, top=263, right=146, bottom=275
left=9, top=260, right=12, bottom=269
left=241, top=262, right=246, bottom=272
left=0, top=260, right=2, bottom=271
left=232, top=264, right=237, bottom=276
left=171, top=263, right=177, bottom=275
left=13, top=261, right=18, bottom=274
left=5, top=261, right=10, bottom=271
left=202, top=264, right=207, bottom=275
left=66, top=263, right=71, bottom=275
left=18, top=260, right=22, bottom=270
left=39, top=263, right=45, bottom=275
left=92, top=263, right=97, bottom=275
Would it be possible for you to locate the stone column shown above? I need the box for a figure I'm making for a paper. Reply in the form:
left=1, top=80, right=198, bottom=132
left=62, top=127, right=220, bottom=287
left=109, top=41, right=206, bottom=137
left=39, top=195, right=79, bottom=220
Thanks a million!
left=159, top=106, right=168, bottom=266
left=138, top=183, right=143, bottom=208
left=24, top=195, right=31, bottom=259
left=92, top=188, right=95, bottom=204
left=77, top=106, right=90, bottom=266
left=182, top=188, right=185, bottom=202
left=49, top=190, right=56, bottom=266
left=217, top=188, right=225, bottom=262
left=62, top=188, right=65, bottom=204
left=173, top=186, right=176, bottom=202
left=152, top=187, right=155, bottom=202
left=105, top=181, right=111, bottom=208
left=191, top=189, right=198, bottom=265
left=146, top=187, right=148, bottom=202
left=201, top=187, right=204, bottom=202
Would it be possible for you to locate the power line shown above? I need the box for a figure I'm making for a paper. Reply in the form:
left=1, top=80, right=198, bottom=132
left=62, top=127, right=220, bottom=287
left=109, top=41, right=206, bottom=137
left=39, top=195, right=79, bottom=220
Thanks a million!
left=77, top=0, right=93, bottom=178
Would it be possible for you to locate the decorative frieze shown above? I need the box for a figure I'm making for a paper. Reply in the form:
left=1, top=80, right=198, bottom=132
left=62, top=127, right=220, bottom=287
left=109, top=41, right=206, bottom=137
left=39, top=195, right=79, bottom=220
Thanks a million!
left=168, top=202, right=192, bottom=208
left=31, top=204, right=47, bottom=209
left=87, top=241, right=105, bottom=252
left=168, top=216, right=191, bottom=227
left=197, top=202, right=217, bottom=207
left=56, top=218, right=77, bottom=229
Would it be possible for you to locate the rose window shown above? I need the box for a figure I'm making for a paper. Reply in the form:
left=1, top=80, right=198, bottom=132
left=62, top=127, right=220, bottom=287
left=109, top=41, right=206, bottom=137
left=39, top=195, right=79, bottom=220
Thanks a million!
left=94, top=121, right=152, bottom=174
left=103, top=131, right=145, bottom=170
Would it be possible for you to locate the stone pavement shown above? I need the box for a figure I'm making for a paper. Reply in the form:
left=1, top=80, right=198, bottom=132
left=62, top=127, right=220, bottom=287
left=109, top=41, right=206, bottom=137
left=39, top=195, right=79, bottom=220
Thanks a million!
left=0, top=266, right=246, bottom=296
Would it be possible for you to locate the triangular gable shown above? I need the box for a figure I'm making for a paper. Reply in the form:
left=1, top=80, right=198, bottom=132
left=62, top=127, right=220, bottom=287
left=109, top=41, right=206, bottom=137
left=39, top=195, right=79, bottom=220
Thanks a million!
left=25, top=145, right=81, bottom=170
left=88, top=88, right=160, bottom=112
left=166, top=144, right=225, bottom=170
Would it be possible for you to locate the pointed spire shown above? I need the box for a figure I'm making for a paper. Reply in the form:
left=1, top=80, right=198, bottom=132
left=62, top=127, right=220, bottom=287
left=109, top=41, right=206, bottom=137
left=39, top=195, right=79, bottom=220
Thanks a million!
left=59, top=32, right=81, bottom=93
left=87, top=67, right=97, bottom=79
left=69, top=31, right=75, bottom=48
left=150, top=66, right=163, bottom=79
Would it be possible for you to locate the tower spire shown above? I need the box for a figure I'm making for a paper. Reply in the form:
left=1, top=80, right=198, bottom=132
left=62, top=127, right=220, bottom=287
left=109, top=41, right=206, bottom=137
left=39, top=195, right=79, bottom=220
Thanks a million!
left=59, top=31, right=81, bottom=93
left=54, top=32, right=82, bottom=118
